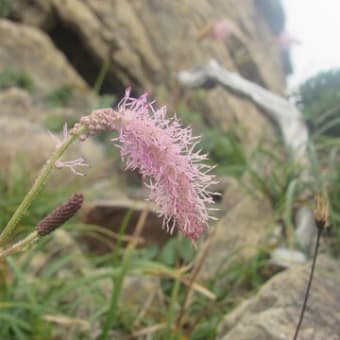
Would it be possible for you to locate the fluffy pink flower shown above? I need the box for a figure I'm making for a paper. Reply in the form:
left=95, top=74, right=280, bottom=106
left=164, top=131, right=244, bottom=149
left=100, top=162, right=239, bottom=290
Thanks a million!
left=72, top=89, right=216, bottom=240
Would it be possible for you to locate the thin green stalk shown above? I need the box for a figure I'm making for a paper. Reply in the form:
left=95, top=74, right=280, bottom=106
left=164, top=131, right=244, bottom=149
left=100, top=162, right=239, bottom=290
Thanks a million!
left=165, top=275, right=181, bottom=339
left=99, top=209, right=148, bottom=340
left=99, top=252, right=130, bottom=340
left=176, top=234, right=213, bottom=329
left=0, top=126, right=85, bottom=247
left=0, top=232, right=38, bottom=259
left=113, top=209, right=133, bottom=264
left=93, top=59, right=111, bottom=94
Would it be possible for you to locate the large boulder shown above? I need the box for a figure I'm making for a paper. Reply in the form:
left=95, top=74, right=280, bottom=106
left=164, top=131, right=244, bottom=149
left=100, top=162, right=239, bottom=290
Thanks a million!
left=12, top=0, right=286, bottom=90
left=11, top=0, right=286, bottom=143
left=0, top=19, right=88, bottom=95
left=217, top=255, right=340, bottom=339
left=201, top=178, right=273, bottom=280
left=0, top=89, right=113, bottom=186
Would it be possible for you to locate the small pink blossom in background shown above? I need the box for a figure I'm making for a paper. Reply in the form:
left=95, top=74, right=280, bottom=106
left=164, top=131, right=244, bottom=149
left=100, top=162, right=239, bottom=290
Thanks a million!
left=211, top=18, right=233, bottom=41
left=197, top=18, right=240, bottom=43
left=277, top=31, right=301, bottom=51
left=72, top=89, right=217, bottom=240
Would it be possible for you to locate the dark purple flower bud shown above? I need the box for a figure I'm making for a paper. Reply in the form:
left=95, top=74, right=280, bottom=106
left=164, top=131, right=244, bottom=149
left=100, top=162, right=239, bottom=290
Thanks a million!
left=36, top=193, right=84, bottom=236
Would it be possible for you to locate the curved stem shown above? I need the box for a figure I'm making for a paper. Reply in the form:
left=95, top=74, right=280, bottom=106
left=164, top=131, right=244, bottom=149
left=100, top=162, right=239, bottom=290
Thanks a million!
left=0, top=127, right=85, bottom=247
left=175, top=234, right=212, bottom=329
left=0, top=231, right=39, bottom=259
left=99, top=208, right=148, bottom=340
left=293, top=227, right=322, bottom=340
left=94, top=58, right=111, bottom=94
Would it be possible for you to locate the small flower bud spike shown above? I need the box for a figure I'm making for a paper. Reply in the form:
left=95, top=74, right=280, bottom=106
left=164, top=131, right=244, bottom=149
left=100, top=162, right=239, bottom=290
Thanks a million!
left=36, top=193, right=84, bottom=236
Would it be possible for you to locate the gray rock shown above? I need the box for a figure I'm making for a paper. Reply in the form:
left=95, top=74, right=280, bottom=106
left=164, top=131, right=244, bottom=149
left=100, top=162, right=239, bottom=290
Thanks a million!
left=218, top=255, right=340, bottom=340
left=0, top=19, right=88, bottom=95
left=0, top=115, right=111, bottom=185
left=12, top=0, right=287, bottom=149
left=201, top=178, right=273, bottom=280
left=270, top=247, right=307, bottom=268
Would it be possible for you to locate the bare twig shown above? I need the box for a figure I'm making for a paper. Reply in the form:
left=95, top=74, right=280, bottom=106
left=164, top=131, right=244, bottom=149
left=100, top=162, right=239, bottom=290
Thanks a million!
left=293, top=226, right=322, bottom=340
left=177, top=59, right=309, bottom=163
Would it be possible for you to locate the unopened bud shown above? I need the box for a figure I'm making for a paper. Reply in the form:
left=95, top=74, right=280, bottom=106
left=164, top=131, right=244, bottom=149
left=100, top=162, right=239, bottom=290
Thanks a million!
left=36, top=193, right=84, bottom=236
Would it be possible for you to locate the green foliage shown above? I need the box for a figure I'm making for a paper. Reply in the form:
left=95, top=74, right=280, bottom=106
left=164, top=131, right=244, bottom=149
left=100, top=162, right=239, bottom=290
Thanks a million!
left=309, top=142, right=340, bottom=255
left=43, top=113, right=78, bottom=133
left=43, top=93, right=116, bottom=133
left=295, top=68, right=340, bottom=136
left=176, top=105, right=247, bottom=177
left=0, top=0, right=11, bottom=18
left=0, top=162, right=87, bottom=339
left=158, top=236, right=195, bottom=267
left=0, top=161, right=71, bottom=237
left=294, top=68, right=340, bottom=253
left=328, top=160, right=340, bottom=254
left=176, top=104, right=206, bottom=130
left=45, top=85, right=73, bottom=108
left=247, top=146, right=303, bottom=212
left=0, top=70, right=33, bottom=91
left=94, top=94, right=116, bottom=109
left=201, top=129, right=247, bottom=177
left=0, top=156, right=276, bottom=339
left=214, top=248, right=271, bottom=292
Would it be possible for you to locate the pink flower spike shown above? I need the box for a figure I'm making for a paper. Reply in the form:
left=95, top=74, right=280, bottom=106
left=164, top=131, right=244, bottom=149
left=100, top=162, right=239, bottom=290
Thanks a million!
left=113, top=91, right=216, bottom=240
left=72, top=90, right=218, bottom=240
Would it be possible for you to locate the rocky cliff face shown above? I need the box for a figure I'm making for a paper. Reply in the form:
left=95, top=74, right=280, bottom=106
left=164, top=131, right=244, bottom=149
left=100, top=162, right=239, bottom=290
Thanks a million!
left=218, top=255, right=340, bottom=340
left=11, top=0, right=286, bottom=91
left=8, top=0, right=286, bottom=141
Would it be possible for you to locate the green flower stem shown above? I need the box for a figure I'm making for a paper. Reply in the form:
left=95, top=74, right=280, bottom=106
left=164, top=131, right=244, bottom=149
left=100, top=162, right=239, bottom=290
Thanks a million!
left=99, top=252, right=130, bottom=340
left=93, top=58, right=111, bottom=94
left=165, top=275, right=181, bottom=339
left=99, top=232, right=137, bottom=340
left=0, top=126, right=86, bottom=247
left=99, top=209, right=148, bottom=340
left=0, top=231, right=39, bottom=259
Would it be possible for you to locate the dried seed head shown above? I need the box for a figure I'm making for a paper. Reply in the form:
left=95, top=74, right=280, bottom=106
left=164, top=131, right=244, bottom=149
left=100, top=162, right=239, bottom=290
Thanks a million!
left=36, top=193, right=84, bottom=236
left=314, top=194, right=330, bottom=230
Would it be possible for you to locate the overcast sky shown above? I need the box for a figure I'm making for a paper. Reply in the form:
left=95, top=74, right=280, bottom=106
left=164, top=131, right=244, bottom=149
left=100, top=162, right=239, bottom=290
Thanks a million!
left=282, top=0, right=340, bottom=88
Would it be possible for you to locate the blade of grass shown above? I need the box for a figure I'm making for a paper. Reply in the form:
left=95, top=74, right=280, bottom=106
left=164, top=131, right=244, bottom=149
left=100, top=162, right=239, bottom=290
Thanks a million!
left=99, top=208, right=148, bottom=340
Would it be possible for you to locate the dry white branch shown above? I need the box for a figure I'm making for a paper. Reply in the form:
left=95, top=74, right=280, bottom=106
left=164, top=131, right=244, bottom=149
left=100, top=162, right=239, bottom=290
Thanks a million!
left=178, top=59, right=309, bottom=164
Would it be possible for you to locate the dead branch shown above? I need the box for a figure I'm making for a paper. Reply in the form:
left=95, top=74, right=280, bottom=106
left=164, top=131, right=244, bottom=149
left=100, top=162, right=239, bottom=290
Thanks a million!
left=177, top=59, right=309, bottom=164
